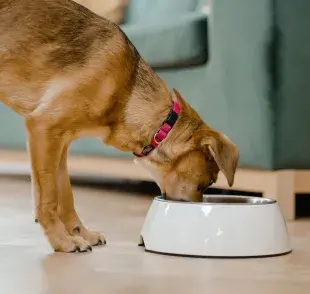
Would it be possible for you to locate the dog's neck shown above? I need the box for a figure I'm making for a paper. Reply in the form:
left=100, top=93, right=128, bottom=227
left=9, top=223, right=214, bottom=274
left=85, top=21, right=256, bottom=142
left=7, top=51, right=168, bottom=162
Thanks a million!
left=127, top=81, right=173, bottom=155
left=104, top=62, right=175, bottom=156
left=103, top=60, right=197, bottom=166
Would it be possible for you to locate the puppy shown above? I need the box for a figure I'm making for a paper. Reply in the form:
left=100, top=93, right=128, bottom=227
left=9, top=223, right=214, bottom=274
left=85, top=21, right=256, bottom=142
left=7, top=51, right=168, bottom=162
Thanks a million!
left=0, top=0, right=239, bottom=252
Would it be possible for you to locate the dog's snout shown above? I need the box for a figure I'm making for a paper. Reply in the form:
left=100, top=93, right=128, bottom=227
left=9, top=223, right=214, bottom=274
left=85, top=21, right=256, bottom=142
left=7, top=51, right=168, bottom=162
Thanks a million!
left=162, top=191, right=194, bottom=203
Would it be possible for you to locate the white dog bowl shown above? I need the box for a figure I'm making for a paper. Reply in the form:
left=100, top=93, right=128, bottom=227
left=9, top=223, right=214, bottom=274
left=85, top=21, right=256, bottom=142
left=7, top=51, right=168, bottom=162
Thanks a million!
left=139, top=195, right=292, bottom=258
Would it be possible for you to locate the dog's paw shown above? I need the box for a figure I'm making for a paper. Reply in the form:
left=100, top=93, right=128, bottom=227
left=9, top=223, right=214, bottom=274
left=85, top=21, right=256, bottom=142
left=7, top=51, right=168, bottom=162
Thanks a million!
left=73, top=226, right=106, bottom=246
left=59, top=214, right=106, bottom=247
left=54, top=236, right=92, bottom=253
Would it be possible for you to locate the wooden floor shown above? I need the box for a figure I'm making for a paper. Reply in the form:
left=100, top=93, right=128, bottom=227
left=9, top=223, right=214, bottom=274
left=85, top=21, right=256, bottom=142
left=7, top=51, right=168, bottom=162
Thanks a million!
left=0, top=178, right=310, bottom=294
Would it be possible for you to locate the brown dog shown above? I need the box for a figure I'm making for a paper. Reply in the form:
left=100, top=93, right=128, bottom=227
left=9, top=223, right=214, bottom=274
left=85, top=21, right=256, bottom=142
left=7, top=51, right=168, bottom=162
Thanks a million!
left=0, top=0, right=239, bottom=252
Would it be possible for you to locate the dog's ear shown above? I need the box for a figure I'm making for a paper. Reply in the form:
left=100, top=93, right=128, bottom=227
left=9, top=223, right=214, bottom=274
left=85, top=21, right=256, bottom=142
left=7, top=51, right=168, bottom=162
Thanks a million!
left=200, top=130, right=239, bottom=187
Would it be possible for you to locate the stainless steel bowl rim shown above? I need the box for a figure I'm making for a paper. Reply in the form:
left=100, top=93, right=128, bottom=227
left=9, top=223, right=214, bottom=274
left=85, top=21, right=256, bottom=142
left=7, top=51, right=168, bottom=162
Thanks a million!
left=155, top=195, right=277, bottom=205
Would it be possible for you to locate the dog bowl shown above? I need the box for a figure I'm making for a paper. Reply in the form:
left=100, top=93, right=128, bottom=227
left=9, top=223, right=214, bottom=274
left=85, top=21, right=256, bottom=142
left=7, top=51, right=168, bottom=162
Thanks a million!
left=139, top=195, right=291, bottom=258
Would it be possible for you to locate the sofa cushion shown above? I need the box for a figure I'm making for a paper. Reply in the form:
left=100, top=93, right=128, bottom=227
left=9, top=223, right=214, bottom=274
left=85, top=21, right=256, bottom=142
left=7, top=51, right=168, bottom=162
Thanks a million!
left=121, top=12, right=208, bottom=68
left=125, top=0, right=198, bottom=24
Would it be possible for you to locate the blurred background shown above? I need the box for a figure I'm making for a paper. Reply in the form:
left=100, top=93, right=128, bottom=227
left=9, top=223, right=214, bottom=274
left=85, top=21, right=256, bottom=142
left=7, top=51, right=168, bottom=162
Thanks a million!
left=1, top=0, right=310, bottom=219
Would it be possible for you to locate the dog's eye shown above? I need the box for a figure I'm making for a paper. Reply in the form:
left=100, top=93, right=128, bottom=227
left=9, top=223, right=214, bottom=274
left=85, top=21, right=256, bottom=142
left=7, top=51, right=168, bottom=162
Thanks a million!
left=209, top=180, right=214, bottom=186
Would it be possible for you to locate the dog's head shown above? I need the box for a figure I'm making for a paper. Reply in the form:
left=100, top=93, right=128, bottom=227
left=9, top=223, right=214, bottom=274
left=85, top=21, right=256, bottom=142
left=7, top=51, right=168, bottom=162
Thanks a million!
left=136, top=90, right=239, bottom=202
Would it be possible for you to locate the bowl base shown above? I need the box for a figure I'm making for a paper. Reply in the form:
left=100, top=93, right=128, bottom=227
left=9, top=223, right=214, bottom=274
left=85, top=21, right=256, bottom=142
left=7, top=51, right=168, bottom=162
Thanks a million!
left=141, top=246, right=292, bottom=259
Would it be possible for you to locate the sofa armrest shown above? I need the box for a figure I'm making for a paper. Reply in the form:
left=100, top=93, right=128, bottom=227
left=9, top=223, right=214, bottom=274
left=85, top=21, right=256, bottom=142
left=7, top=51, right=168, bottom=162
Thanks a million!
left=121, top=12, right=208, bottom=68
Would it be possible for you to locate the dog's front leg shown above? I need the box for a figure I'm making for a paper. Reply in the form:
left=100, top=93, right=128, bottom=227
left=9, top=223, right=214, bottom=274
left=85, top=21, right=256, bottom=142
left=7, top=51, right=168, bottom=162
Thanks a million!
left=57, top=146, right=106, bottom=246
left=26, top=119, right=91, bottom=252
left=27, top=140, right=41, bottom=223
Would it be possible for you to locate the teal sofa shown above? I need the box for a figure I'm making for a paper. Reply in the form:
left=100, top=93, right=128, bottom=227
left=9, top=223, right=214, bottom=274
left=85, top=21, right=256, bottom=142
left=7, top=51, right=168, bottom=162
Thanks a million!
left=1, top=0, right=310, bottom=170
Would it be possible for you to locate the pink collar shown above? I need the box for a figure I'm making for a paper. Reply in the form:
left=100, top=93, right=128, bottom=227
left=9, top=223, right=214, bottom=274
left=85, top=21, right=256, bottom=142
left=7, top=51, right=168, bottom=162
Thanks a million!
left=134, top=100, right=181, bottom=157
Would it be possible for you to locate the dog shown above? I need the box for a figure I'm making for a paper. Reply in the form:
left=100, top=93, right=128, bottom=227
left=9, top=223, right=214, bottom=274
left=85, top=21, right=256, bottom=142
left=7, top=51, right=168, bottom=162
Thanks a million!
left=0, top=0, right=239, bottom=253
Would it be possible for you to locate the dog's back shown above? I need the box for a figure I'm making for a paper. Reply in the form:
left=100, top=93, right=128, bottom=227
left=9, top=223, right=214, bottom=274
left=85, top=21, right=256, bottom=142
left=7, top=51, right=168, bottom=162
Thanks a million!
left=0, top=0, right=122, bottom=67
left=0, top=0, right=141, bottom=116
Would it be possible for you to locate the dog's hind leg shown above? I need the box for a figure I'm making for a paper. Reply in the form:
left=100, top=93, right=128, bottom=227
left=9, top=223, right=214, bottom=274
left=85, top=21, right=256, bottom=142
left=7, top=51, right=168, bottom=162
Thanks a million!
left=57, top=145, right=106, bottom=246
left=25, top=118, right=92, bottom=253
